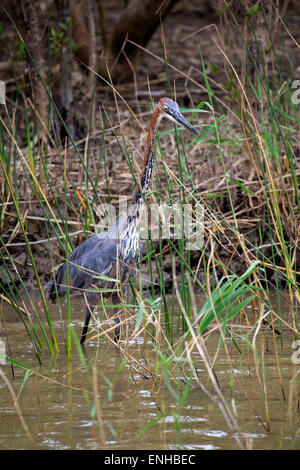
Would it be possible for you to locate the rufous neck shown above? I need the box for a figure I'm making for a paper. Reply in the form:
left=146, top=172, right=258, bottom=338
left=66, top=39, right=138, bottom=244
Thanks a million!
left=131, top=106, right=161, bottom=205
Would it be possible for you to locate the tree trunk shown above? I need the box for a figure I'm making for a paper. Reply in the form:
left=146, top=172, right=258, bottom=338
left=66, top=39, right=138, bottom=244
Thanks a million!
left=22, top=0, right=48, bottom=129
left=59, top=0, right=76, bottom=140
left=70, top=0, right=179, bottom=82
left=105, top=0, right=179, bottom=81
left=70, top=0, right=90, bottom=66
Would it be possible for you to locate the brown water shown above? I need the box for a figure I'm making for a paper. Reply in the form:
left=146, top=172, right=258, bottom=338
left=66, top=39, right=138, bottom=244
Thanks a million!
left=0, top=292, right=300, bottom=450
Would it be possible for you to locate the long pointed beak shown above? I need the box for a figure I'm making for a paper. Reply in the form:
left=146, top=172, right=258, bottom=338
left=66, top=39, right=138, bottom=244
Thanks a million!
left=173, top=112, right=199, bottom=135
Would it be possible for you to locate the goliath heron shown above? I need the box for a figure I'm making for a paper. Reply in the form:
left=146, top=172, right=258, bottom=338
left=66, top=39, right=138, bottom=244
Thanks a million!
left=47, top=98, right=199, bottom=344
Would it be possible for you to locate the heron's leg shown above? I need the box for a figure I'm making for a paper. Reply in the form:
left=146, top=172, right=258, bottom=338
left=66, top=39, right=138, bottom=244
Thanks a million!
left=113, top=317, right=120, bottom=343
left=111, top=294, right=121, bottom=343
left=80, top=304, right=93, bottom=344
left=81, top=291, right=98, bottom=345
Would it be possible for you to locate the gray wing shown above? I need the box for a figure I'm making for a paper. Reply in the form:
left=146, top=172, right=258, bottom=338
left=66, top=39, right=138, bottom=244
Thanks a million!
left=47, top=234, right=118, bottom=302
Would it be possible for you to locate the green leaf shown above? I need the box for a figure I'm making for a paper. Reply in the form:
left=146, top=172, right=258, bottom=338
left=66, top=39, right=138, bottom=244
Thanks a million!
left=0, top=357, right=31, bottom=370
left=197, top=261, right=259, bottom=333
left=247, top=2, right=260, bottom=17
left=139, top=413, right=167, bottom=436
left=92, top=273, right=121, bottom=283
left=135, top=300, right=145, bottom=330
left=230, top=177, right=254, bottom=196
left=87, top=288, right=121, bottom=294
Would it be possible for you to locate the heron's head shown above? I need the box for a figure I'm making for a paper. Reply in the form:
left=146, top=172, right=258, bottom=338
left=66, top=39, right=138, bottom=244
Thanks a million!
left=158, top=98, right=199, bottom=135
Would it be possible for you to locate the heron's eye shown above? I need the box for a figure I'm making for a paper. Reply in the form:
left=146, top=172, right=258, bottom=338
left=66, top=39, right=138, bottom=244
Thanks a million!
left=163, top=105, right=168, bottom=112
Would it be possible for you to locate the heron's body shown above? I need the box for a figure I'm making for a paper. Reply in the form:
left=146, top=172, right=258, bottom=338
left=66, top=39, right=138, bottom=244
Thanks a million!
left=48, top=214, right=138, bottom=298
left=47, top=209, right=142, bottom=343
left=47, top=98, right=199, bottom=344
